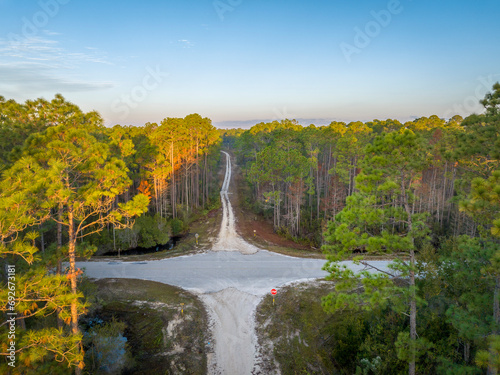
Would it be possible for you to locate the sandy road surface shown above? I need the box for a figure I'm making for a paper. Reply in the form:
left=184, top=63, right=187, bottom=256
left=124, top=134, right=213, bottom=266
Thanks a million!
left=77, top=151, right=391, bottom=374
left=212, top=151, right=259, bottom=254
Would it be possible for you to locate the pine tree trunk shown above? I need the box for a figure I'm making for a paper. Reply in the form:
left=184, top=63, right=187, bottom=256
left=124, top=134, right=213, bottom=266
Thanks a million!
left=436, top=170, right=441, bottom=224
left=40, top=224, right=45, bottom=253
left=409, top=247, right=417, bottom=375
left=488, top=276, right=500, bottom=375
left=348, top=157, right=352, bottom=196
left=185, top=165, right=189, bottom=210
left=171, top=142, right=176, bottom=218
left=402, top=173, right=417, bottom=375
left=153, top=176, right=159, bottom=214
left=447, top=165, right=456, bottom=225
left=196, top=139, right=200, bottom=207
left=494, top=276, right=499, bottom=331
left=441, top=162, right=447, bottom=226
left=297, top=182, right=301, bottom=236
left=205, top=151, right=209, bottom=206
left=202, top=154, right=205, bottom=208
left=317, top=158, right=320, bottom=220
left=323, top=148, right=331, bottom=219
left=191, top=165, right=196, bottom=209
left=56, top=204, right=64, bottom=330
left=277, top=193, right=281, bottom=229
left=68, top=208, right=83, bottom=375
left=464, top=341, right=470, bottom=363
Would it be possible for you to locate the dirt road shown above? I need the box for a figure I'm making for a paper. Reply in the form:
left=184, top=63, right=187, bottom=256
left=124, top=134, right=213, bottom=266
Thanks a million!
left=212, top=151, right=259, bottom=254
left=77, top=151, right=391, bottom=374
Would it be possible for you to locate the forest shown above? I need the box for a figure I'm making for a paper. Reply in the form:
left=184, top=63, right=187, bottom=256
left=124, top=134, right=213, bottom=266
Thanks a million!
left=0, top=95, right=221, bottom=374
left=0, top=82, right=499, bottom=374
left=231, top=83, right=500, bottom=374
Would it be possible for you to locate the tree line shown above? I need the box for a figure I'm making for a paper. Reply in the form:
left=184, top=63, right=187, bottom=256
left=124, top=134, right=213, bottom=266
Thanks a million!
left=0, top=94, right=221, bottom=374
left=234, top=114, right=473, bottom=245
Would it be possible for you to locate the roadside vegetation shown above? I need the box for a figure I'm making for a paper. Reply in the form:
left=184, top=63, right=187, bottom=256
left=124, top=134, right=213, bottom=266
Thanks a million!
left=241, top=83, right=500, bottom=374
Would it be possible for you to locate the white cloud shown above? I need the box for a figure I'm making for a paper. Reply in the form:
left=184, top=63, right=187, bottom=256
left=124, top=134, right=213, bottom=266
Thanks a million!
left=178, top=39, right=194, bottom=48
left=42, top=30, right=61, bottom=36
left=0, top=36, right=114, bottom=67
left=0, top=37, right=115, bottom=96
left=0, top=63, right=114, bottom=95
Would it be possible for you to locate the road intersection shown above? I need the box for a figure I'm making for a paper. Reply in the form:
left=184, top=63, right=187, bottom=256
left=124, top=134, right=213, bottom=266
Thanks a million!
left=77, top=151, right=391, bottom=374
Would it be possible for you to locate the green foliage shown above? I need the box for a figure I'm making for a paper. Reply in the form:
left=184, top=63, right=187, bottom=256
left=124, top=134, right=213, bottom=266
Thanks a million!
left=220, top=128, right=245, bottom=148
left=323, top=129, right=431, bottom=266
left=355, top=356, right=382, bottom=375
left=395, top=332, right=434, bottom=363
left=475, top=335, right=500, bottom=371
left=170, top=218, right=184, bottom=236
left=480, top=82, right=500, bottom=116
left=258, top=284, right=413, bottom=374
left=322, top=129, right=432, bottom=374
left=132, top=213, right=171, bottom=248
left=460, top=170, right=500, bottom=236
left=0, top=95, right=148, bottom=373
left=0, top=94, right=100, bottom=170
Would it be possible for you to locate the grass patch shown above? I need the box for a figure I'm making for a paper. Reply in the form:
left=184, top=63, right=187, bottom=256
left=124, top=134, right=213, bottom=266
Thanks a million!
left=256, top=281, right=370, bottom=374
left=255, top=281, right=409, bottom=375
left=255, top=282, right=335, bottom=374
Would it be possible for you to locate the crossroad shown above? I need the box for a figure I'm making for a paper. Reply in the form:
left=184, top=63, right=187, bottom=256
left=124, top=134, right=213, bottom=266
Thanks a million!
left=77, top=151, right=390, bottom=374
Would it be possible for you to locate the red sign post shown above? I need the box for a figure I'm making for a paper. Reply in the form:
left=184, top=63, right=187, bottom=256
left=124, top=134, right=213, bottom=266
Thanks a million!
left=271, top=289, right=277, bottom=305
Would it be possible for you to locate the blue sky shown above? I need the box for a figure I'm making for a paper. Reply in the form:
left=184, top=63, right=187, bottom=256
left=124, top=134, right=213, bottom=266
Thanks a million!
left=0, top=0, right=499, bottom=128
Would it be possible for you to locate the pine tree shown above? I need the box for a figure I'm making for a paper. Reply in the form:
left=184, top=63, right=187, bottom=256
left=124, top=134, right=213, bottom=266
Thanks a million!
left=323, top=129, right=431, bottom=375
left=0, top=159, right=82, bottom=373
left=1, top=107, right=148, bottom=373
